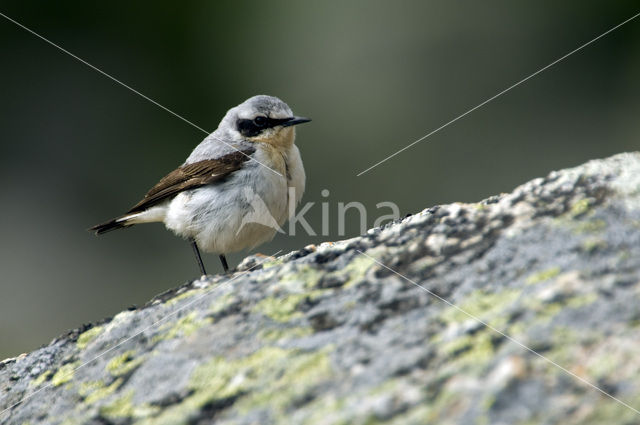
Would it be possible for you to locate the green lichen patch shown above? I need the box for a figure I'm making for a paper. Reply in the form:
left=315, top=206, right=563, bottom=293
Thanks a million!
left=164, top=290, right=201, bottom=307
left=438, top=329, right=496, bottom=373
left=258, top=325, right=314, bottom=342
left=76, top=326, right=104, bottom=349
left=279, top=264, right=323, bottom=290
left=254, top=293, right=308, bottom=322
left=299, top=377, right=426, bottom=425
left=98, top=388, right=160, bottom=423
left=107, top=350, right=144, bottom=377
left=99, top=391, right=134, bottom=419
left=585, top=352, right=619, bottom=381
left=261, top=256, right=284, bottom=269
left=571, top=219, right=606, bottom=234
left=553, top=200, right=607, bottom=235
left=441, top=289, right=521, bottom=327
left=433, top=290, right=523, bottom=378
left=80, top=378, right=123, bottom=404
left=546, top=326, right=580, bottom=364
left=565, top=293, right=598, bottom=309
left=298, top=396, right=345, bottom=425
left=30, top=370, right=52, bottom=387
left=526, top=267, right=561, bottom=285
left=525, top=301, right=563, bottom=324
left=532, top=327, right=604, bottom=376
left=279, top=252, right=375, bottom=293
left=234, top=347, right=333, bottom=415
left=137, top=346, right=333, bottom=424
left=209, top=292, right=236, bottom=316
left=341, top=255, right=376, bottom=289
left=388, top=404, right=431, bottom=425
left=581, top=238, right=607, bottom=254
left=506, top=321, right=527, bottom=340
left=524, top=285, right=598, bottom=330
left=51, top=362, right=79, bottom=387
left=568, top=198, right=595, bottom=218
left=473, top=203, right=488, bottom=211
left=152, top=312, right=212, bottom=343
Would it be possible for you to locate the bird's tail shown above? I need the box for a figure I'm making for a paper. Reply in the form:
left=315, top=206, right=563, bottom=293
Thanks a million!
left=89, top=215, right=134, bottom=235
left=89, top=209, right=164, bottom=235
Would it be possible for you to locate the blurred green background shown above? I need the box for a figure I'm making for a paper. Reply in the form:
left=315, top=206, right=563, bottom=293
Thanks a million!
left=0, top=1, right=638, bottom=358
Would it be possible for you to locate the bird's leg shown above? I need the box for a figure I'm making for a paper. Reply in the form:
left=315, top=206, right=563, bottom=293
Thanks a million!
left=190, top=238, right=207, bottom=276
left=219, top=254, right=229, bottom=274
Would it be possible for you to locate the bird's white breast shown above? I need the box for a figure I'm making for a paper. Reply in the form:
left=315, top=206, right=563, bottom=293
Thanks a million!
left=164, top=144, right=305, bottom=254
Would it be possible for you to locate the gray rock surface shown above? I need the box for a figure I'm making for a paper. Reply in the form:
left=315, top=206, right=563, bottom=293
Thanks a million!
left=2, top=152, right=640, bottom=425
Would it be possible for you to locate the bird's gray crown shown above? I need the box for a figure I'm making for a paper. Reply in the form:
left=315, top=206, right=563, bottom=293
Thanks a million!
left=220, top=95, right=297, bottom=139
left=232, top=95, right=293, bottom=121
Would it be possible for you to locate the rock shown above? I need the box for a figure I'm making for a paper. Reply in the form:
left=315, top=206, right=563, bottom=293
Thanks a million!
left=2, top=152, right=640, bottom=425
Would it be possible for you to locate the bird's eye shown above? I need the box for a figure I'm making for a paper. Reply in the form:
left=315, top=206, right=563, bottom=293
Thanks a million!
left=253, top=116, right=267, bottom=127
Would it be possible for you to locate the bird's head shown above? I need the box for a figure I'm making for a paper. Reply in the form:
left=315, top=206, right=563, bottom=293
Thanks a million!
left=220, top=95, right=311, bottom=148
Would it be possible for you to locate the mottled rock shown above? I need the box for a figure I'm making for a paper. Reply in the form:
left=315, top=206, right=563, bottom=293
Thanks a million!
left=2, top=152, right=640, bottom=425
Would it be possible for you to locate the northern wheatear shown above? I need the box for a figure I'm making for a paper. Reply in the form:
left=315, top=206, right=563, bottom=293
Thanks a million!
left=90, top=95, right=310, bottom=274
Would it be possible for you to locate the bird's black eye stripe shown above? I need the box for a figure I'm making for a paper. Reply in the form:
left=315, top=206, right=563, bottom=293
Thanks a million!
left=236, top=117, right=294, bottom=137
left=254, top=116, right=267, bottom=127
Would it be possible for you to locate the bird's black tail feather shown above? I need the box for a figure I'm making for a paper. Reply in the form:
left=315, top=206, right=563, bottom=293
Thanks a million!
left=88, top=217, right=132, bottom=235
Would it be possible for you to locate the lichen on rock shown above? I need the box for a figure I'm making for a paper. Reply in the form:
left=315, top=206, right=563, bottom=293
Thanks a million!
left=2, top=152, right=640, bottom=424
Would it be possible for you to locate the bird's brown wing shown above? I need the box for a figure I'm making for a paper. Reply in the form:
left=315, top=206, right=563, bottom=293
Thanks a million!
left=127, top=148, right=255, bottom=213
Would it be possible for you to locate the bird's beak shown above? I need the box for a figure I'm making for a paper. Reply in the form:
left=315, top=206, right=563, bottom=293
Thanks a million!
left=281, top=116, right=312, bottom=127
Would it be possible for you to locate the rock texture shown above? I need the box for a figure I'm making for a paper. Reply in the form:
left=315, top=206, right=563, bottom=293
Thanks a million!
left=3, top=153, right=640, bottom=425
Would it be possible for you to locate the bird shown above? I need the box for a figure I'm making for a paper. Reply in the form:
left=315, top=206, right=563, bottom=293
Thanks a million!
left=89, top=95, right=310, bottom=275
